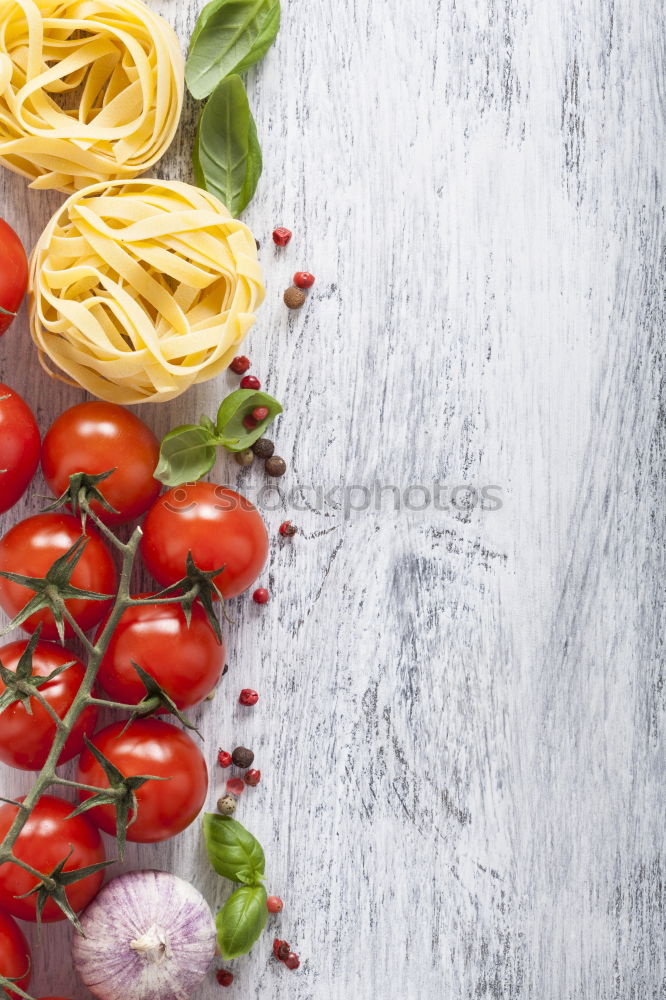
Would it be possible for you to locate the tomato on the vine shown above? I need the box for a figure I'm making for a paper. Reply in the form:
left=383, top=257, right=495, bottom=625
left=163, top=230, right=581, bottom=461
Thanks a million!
left=41, top=402, right=161, bottom=526
left=0, top=220, right=28, bottom=337
left=0, top=513, right=117, bottom=639
left=0, top=795, right=106, bottom=923
left=140, top=484, right=268, bottom=599
left=98, top=597, right=225, bottom=709
left=0, top=909, right=30, bottom=997
left=0, top=385, right=40, bottom=515
left=77, top=718, right=208, bottom=843
left=0, top=641, right=98, bottom=770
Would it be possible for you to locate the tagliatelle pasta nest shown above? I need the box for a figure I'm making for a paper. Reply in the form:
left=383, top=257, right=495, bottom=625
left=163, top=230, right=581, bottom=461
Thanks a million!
left=0, top=0, right=184, bottom=192
left=29, top=179, right=265, bottom=404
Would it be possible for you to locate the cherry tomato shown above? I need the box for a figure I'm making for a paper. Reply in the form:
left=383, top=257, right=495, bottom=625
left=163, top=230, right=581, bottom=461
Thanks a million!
left=98, top=596, right=225, bottom=709
left=41, top=402, right=161, bottom=526
left=0, top=795, right=106, bottom=923
left=0, top=513, right=117, bottom=639
left=77, top=719, right=208, bottom=843
left=0, top=909, right=30, bottom=997
left=0, top=220, right=28, bottom=337
left=0, top=385, right=40, bottom=515
left=140, top=484, right=268, bottom=599
left=0, top=641, right=98, bottom=770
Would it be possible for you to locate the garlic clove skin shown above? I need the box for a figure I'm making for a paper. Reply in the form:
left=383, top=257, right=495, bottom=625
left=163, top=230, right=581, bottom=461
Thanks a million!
left=72, top=870, right=217, bottom=1000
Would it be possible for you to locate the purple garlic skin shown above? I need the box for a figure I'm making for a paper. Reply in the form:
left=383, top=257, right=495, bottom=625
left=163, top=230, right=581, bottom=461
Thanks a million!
left=72, top=870, right=217, bottom=1000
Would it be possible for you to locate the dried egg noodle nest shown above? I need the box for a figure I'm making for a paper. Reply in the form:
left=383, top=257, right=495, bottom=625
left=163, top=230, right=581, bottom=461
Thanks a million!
left=0, top=0, right=184, bottom=192
left=29, top=179, right=265, bottom=404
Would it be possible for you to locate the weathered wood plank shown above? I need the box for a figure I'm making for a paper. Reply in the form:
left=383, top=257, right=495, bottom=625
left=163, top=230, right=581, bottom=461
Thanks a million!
left=0, top=0, right=664, bottom=996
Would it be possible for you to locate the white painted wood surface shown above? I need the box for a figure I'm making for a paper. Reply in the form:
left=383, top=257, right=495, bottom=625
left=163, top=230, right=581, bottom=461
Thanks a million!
left=1, top=0, right=665, bottom=997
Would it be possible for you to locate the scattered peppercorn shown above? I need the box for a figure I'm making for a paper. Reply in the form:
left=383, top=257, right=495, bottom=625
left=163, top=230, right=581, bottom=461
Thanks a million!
left=293, top=272, right=315, bottom=289
left=231, top=746, right=254, bottom=768
left=284, top=953, right=300, bottom=971
left=252, top=405, right=269, bottom=422
left=255, top=239, right=261, bottom=251
left=234, top=448, right=254, bottom=467
left=226, top=777, right=245, bottom=795
left=242, top=414, right=258, bottom=431
left=273, top=227, right=292, bottom=246
left=217, top=795, right=237, bottom=816
left=239, top=688, right=259, bottom=706
left=283, top=286, right=306, bottom=309
left=240, top=374, right=261, bottom=390
left=253, top=588, right=269, bottom=604
left=244, top=769, right=261, bottom=787
left=265, top=456, right=287, bottom=477
left=274, top=939, right=290, bottom=961
left=216, top=969, right=234, bottom=987
left=251, top=437, right=274, bottom=458
left=267, top=896, right=284, bottom=913
left=279, top=520, right=297, bottom=537
left=222, top=663, right=229, bottom=677
left=217, top=749, right=232, bottom=768
left=229, top=356, right=250, bottom=374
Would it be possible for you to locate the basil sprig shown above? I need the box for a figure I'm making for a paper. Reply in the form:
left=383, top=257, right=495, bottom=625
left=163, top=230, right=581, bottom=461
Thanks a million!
left=193, top=75, right=262, bottom=217
left=154, top=388, right=282, bottom=487
left=204, top=814, right=269, bottom=959
left=186, top=0, right=281, bottom=100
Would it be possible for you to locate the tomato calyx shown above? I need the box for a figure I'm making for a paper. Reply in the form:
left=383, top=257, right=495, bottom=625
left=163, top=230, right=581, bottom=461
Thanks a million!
left=14, top=844, right=113, bottom=932
left=0, top=536, right=114, bottom=643
left=70, top=736, right=167, bottom=861
left=151, top=552, right=225, bottom=643
left=44, top=469, right=119, bottom=527
left=120, top=660, right=201, bottom=736
left=0, top=627, right=75, bottom=715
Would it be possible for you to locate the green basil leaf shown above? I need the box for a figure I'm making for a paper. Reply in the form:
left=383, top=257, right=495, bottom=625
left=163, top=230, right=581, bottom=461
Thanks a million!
left=217, top=884, right=268, bottom=959
left=154, top=425, right=217, bottom=487
left=194, top=75, right=262, bottom=217
left=203, top=813, right=265, bottom=883
left=216, top=388, right=282, bottom=452
left=186, top=0, right=281, bottom=100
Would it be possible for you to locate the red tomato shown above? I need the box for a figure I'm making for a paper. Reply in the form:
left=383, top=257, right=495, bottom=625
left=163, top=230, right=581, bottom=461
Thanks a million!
left=140, top=484, right=268, bottom=599
left=77, top=719, right=208, bottom=843
left=0, top=795, right=106, bottom=923
left=0, top=909, right=30, bottom=997
left=41, top=402, right=161, bottom=526
left=0, top=385, right=40, bottom=515
left=98, top=597, right=225, bottom=709
left=0, top=641, right=98, bottom=770
left=0, top=220, right=28, bottom=337
left=0, top=513, right=117, bottom=639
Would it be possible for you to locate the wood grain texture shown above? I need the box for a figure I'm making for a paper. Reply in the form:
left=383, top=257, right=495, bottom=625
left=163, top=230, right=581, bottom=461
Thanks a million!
left=1, top=0, right=665, bottom=997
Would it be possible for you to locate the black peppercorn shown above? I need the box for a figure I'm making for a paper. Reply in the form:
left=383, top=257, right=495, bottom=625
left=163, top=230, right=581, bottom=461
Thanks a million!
left=232, top=746, right=255, bottom=768
left=252, top=437, right=274, bottom=458
left=265, top=456, right=287, bottom=477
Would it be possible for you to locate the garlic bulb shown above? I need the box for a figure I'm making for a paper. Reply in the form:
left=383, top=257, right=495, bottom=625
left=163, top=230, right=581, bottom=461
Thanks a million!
left=72, top=871, right=217, bottom=1000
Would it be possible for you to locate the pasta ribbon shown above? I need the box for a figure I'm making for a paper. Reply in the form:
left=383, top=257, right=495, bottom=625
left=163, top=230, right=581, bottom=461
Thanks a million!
left=30, top=179, right=265, bottom=404
left=0, top=0, right=184, bottom=192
